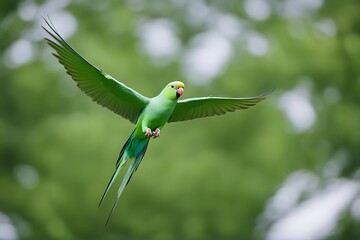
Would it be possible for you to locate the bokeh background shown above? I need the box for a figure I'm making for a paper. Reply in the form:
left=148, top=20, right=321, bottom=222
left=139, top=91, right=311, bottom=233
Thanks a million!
left=1, top=0, right=360, bottom=239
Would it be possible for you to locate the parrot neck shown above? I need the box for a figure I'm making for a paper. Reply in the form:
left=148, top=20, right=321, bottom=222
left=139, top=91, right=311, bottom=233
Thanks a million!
left=153, top=93, right=177, bottom=106
left=159, top=89, right=178, bottom=102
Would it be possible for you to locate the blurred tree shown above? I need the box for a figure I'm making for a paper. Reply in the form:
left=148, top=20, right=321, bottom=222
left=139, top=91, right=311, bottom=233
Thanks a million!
left=0, top=0, right=359, bottom=239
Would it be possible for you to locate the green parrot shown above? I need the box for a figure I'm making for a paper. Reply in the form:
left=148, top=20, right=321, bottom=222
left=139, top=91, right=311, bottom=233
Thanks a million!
left=43, top=18, right=273, bottom=223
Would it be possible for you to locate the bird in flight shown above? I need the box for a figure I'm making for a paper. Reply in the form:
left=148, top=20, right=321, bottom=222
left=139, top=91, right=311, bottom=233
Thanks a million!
left=42, top=18, right=273, bottom=224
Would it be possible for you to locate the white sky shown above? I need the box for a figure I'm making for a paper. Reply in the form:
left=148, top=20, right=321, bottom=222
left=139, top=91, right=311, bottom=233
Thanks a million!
left=278, top=84, right=316, bottom=132
left=267, top=180, right=359, bottom=240
left=0, top=213, right=17, bottom=240
left=244, top=0, right=271, bottom=21
left=137, top=19, right=180, bottom=62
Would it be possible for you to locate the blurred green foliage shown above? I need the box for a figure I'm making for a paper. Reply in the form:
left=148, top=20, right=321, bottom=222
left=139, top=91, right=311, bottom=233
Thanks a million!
left=1, top=0, right=359, bottom=239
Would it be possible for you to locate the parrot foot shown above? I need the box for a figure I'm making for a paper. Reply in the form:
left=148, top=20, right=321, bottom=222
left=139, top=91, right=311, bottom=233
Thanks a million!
left=145, top=128, right=161, bottom=138
left=152, top=128, right=161, bottom=138
left=145, top=128, right=153, bottom=137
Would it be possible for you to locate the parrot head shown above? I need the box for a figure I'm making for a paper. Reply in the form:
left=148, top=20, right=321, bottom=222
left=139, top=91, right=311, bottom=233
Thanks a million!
left=163, top=81, right=185, bottom=100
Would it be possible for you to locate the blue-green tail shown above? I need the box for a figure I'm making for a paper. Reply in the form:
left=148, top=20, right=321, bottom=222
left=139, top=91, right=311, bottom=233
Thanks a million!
left=98, top=129, right=150, bottom=224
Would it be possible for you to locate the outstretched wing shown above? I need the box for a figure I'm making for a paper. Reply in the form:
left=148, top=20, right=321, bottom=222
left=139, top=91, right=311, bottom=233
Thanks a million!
left=42, top=18, right=149, bottom=124
left=168, top=89, right=274, bottom=122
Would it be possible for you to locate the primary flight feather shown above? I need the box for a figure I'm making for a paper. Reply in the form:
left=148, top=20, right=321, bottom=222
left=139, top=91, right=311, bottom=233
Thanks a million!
left=43, top=18, right=273, bottom=224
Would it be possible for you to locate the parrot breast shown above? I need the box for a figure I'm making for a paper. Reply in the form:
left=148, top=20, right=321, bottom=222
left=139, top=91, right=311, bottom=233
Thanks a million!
left=143, top=96, right=177, bottom=129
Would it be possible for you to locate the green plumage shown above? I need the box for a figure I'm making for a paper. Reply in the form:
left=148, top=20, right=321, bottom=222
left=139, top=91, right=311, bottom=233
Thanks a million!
left=43, top=17, right=273, bottom=224
left=99, top=129, right=149, bottom=224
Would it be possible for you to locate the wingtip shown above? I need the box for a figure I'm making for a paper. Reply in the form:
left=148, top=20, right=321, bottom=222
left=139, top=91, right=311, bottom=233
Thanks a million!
left=41, top=15, right=62, bottom=40
left=258, top=87, right=276, bottom=99
left=41, top=15, right=50, bottom=29
left=268, top=87, right=277, bottom=94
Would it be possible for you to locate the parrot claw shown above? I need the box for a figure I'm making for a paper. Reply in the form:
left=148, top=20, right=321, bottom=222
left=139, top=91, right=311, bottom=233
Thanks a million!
left=152, top=128, right=161, bottom=138
left=145, top=128, right=153, bottom=137
left=145, top=128, right=161, bottom=138
left=145, top=128, right=160, bottom=138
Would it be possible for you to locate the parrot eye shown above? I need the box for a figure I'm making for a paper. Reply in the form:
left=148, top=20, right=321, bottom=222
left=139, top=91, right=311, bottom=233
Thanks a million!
left=171, top=85, right=174, bottom=88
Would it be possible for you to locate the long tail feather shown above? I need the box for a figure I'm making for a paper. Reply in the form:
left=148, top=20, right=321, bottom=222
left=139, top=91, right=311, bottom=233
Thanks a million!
left=105, top=160, right=136, bottom=225
left=98, top=159, right=126, bottom=208
left=98, top=131, right=135, bottom=208
left=99, top=130, right=150, bottom=224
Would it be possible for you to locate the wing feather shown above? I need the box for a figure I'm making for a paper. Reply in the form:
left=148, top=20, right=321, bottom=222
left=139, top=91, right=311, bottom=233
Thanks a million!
left=168, top=89, right=273, bottom=122
left=43, top=18, right=149, bottom=124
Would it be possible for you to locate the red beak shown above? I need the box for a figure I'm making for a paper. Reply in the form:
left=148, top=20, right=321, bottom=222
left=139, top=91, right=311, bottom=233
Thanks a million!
left=176, top=87, right=184, bottom=98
